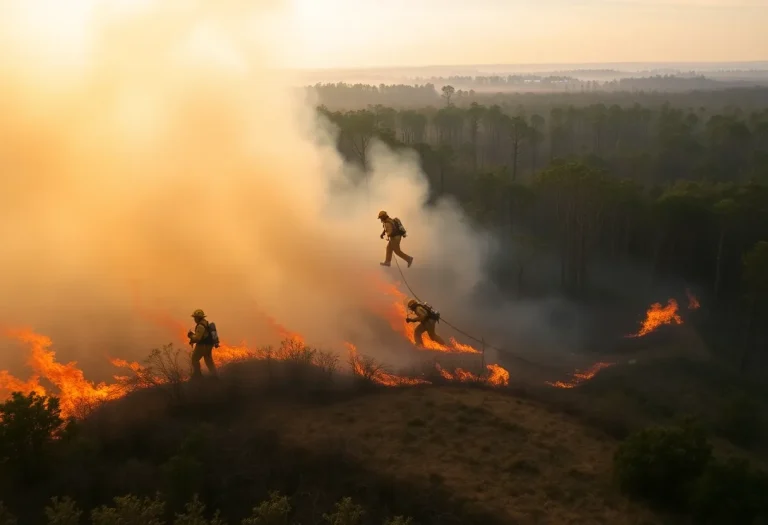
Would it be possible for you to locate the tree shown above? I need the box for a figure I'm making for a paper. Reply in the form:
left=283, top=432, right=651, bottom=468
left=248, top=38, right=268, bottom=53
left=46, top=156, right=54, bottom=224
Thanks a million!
left=440, top=85, right=455, bottom=107
left=528, top=113, right=545, bottom=173
left=506, top=116, right=529, bottom=182
left=534, top=161, right=610, bottom=293
left=466, top=102, right=486, bottom=170
left=342, top=110, right=376, bottom=172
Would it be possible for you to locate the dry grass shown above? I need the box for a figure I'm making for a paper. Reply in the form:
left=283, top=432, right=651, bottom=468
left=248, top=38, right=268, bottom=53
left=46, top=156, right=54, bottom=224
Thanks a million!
left=255, top=386, right=660, bottom=525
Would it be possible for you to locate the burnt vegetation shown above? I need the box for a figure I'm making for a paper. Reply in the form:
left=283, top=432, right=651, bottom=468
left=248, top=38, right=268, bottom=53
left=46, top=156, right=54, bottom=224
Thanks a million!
left=4, top=84, right=768, bottom=524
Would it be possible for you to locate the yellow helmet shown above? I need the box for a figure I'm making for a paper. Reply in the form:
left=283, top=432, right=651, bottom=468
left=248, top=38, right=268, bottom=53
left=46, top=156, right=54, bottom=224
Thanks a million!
left=407, top=299, right=418, bottom=309
left=191, top=309, right=206, bottom=318
left=377, top=210, right=388, bottom=219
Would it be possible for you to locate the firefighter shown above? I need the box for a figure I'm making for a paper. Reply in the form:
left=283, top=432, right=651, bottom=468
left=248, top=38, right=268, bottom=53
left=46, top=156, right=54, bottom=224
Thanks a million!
left=188, top=309, right=217, bottom=379
left=405, top=298, right=445, bottom=347
left=378, top=210, right=414, bottom=268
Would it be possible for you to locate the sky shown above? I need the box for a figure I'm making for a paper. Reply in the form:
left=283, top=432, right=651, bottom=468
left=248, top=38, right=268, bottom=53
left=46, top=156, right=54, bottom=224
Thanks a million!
left=287, top=0, right=768, bottom=69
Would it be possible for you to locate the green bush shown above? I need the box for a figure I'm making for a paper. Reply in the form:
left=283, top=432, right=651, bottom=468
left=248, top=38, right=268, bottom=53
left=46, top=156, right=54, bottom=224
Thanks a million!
left=690, top=458, right=768, bottom=525
left=173, top=495, right=226, bottom=525
left=613, top=421, right=712, bottom=509
left=90, top=494, right=165, bottom=525
left=45, top=497, right=82, bottom=525
left=241, top=491, right=291, bottom=525
left=0, top=392, right=72, bottom=482
left=323, top=497, right=365, bottom=525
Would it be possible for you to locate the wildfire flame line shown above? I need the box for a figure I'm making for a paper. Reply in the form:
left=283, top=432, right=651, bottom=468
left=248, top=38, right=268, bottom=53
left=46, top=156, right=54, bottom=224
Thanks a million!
left=546, top=362, right=614, bottom=389
left=2, top=290, right=691, bottom=419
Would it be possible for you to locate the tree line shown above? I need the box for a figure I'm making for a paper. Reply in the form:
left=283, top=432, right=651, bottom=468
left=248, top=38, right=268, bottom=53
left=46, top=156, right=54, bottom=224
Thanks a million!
left=318, top=94, right=768, bottom=372
left=310, top=82, right=768, bottom=110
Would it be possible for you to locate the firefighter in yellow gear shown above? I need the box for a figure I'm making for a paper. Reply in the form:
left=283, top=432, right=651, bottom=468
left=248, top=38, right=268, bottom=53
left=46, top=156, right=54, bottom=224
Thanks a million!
left=378, top=210, right=413, bottom=268
left=188, top=309, right=217, bottom=378
left=406, top=298, right=445, bottom=347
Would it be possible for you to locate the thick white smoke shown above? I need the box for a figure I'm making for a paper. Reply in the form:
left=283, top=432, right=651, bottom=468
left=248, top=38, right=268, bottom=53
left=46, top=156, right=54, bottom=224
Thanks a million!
left=0, top=0, right=492, bottom=377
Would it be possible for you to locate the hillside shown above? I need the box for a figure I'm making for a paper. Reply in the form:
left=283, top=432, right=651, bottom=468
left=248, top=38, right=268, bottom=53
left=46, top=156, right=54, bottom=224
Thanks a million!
left=1, top=354, right=675, bottom=525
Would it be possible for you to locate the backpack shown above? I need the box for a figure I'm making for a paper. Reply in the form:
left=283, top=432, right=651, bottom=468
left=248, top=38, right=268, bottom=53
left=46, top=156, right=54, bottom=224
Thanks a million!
left=413, top=301, right=440, bottom=323
left=392, top=217, right=407, bottom=237
left=199, top=321, right=221, bottom=348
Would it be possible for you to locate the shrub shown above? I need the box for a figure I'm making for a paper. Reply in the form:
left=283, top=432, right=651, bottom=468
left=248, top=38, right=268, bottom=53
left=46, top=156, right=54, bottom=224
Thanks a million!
left=323, top=497, right=365, bottom=525
left=0, top=392, right=72, bottom=481
left=173, top=495, right=226, bottom=525
left=690, top=457, right=768, bottom=525
left=715, top=392, right=764, bottom=448
left=45, top=497, right=82, bottom=525
left=241, top=491, right=291, bottom=525
left=613, top=421, right=712, bottom=509
left=90, top=494, right=165, bottom=525
left=118, top=345, right=190, bottom=402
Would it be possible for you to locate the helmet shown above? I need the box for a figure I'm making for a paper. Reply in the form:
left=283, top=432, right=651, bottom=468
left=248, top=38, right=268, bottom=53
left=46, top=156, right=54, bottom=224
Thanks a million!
left=377, top=210, right=388, bottom=219
left=191, top=309, right=206, bottom=318
left=407, top=299, right=418, bottom=309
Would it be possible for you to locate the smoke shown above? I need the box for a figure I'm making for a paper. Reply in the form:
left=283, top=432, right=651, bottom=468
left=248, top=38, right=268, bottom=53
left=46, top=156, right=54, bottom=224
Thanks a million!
left=0, top=0, right=490, bottom=376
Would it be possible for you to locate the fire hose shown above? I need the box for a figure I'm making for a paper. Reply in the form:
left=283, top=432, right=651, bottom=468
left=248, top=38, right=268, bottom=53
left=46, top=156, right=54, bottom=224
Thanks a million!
left=391, top=256, right=553, bottom=369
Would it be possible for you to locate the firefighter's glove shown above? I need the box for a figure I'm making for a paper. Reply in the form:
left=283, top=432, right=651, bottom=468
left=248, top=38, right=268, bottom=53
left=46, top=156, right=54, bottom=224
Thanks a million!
left=380, top=232, right=385, bottom=239
left=187, top=330, right=194, bottom=338
left=405, top=318, right=416, bottom=323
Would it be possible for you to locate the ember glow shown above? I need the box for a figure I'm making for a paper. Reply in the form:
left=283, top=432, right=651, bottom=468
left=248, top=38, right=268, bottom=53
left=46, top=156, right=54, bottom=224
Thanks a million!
left=686, top=289, right=701, bottom=310
left=546, top=362, right=614, bottom=389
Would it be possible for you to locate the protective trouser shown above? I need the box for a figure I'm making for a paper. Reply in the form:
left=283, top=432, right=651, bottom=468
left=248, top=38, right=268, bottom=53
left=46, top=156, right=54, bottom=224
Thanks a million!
left=414, top=319, right=445, bottom=347
left=385, top=235, right=413, bottom=265
left=191, top=343, right=217, bottom=378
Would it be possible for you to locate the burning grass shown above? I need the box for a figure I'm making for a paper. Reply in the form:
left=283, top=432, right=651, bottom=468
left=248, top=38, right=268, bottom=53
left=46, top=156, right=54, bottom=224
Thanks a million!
left=0, top=287, right=699, bottom=420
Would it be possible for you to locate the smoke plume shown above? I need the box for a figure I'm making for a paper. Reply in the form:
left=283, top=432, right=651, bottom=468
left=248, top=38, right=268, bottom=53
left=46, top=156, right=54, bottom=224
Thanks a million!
left=0, top=0, right=489, bottom=378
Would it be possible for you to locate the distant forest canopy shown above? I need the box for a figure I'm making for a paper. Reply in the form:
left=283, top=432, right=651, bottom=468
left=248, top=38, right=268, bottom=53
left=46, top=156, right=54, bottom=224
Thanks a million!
left=315, top=85, right=768, bottom=369
left=308, top=80, right=768, bottom=110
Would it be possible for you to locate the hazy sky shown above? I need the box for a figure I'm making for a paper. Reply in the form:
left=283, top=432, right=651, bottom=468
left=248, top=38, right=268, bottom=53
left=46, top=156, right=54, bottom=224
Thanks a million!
left=287, top=0, right=768, bottom=69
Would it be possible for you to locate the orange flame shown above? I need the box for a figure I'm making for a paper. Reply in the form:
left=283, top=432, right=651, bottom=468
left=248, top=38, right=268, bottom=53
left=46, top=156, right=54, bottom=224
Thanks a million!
left=627, top=298, right=683, bottom=338
left=436, top=363, right=510, bottom=386
left=375, top=279, right=481, bottom=354
left=2, top=329, right=125, bottom=419
left=547, top=362, right=614, bottom=389
left=0, top=293, right=517, bottom=421
left=345, top=343, right=430, bottom=387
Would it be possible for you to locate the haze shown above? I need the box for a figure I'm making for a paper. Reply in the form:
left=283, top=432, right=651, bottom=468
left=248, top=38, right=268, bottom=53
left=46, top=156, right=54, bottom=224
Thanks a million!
left=288, top=0, right=768, bottom=69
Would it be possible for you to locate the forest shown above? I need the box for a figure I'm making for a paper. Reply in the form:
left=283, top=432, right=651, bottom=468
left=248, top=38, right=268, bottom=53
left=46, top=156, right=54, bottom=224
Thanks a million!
left=315, top=84, right=768, bottom=372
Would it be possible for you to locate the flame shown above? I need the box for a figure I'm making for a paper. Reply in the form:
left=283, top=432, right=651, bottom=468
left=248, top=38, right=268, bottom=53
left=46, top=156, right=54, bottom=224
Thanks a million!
left=485, top=363, right=511, bottom=386
left=0, top=294, right=517, bottom=420
left=1, top=328, right=125, bottom=418
left=345, top=343, right=430, bottom=387
left=375, top=279, right=481, bottom=354
left=686, top=289, right=700, bottom=310
left=547, top=362, right=614, bottom=389
left=436, top=363, right=510, bottom=386
left=626, top=298, right=683, bottom=338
